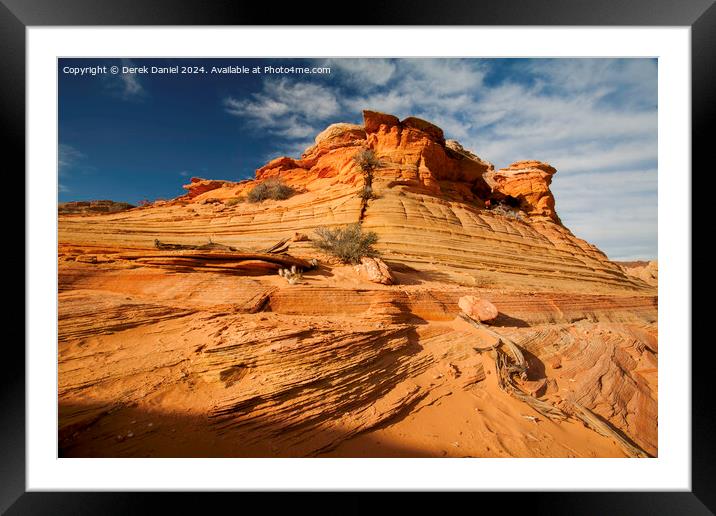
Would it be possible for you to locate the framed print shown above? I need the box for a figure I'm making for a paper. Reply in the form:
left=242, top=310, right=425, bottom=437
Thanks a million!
left=6, top=0, right=710, bottom=513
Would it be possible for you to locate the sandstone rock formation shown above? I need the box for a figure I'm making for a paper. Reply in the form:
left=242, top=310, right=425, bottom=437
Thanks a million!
left=57, top=110, right=658, bottom=459
left=59, top=110, right=650, bottom=294
left=617, top=260, right=658, bottom=287
left=485, top=160, right=560, bottom=222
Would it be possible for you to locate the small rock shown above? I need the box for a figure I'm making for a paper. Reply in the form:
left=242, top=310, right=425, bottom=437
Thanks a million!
left=458, top=296, right=499, bottom=323
left=127, top=431, right=134, bottom=438
left=356, top=257, right=395, bottom=285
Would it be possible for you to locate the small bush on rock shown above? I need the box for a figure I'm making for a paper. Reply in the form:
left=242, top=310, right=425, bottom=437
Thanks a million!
left=353, top=148, right=381, bottom=172
left=354, top=149, right=381, bottom=201
left=312, top=223, right=379, bottom=264
left=248, top=178, right=295, bottom=203
left=226, top=197, right=245, bottom=206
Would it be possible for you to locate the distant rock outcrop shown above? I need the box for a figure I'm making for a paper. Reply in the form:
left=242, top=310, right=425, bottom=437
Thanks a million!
left=58, top=200, right=135, bottom=215
left=617, top=260, right=658, bottom=287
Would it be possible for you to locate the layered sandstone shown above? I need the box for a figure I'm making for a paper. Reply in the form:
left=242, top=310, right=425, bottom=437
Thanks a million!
left=57, top=110, right=657, bottom=458
left=617, top=260, right=658, bottom=287
left=59, top=110, right=653, bottom=294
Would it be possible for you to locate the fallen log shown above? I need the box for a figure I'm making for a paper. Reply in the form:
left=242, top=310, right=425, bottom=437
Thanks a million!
left=118, top=250, right=311, bottom=269
left=566, top=401, right=650, bottom=458
left=154, top=238, right=237, bottom=251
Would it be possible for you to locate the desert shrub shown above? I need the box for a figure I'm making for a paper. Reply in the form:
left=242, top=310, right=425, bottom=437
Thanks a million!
left=312, top=223, right=379, bottom=264
left=247, top=178, right=295, bottom=203
left=353, top=148, right=381, bottom=172
left=354, top=149, right=381, bottom=200
left=226, top=197, right=245, bottom=206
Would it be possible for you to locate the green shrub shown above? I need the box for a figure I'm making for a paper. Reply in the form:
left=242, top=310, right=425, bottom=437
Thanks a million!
left=312, top=223, right=379, bottom=264
left=247, top=178, right=295, bottom=203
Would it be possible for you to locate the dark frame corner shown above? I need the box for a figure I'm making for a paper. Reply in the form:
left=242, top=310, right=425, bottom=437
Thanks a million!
left=7, top=0, right=710, bottom=514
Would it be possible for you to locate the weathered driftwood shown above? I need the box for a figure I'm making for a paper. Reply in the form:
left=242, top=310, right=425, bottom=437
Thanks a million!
left=154, top=238, right=237, bottom=251
left=566, top=401, right=650, bottom=458
left=492, top=347, right=568, bottom=421
left=459, top=313, right=526, bottom=376
left=259, top=238, right=291, bottom=254
left=119, top=250, right=310, bottom=269
left=155, top=237, right=292, bottom=255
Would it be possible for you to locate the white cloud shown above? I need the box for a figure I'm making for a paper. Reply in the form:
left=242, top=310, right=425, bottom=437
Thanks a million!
left=553, top=168, right=657, bottom=260
left=225, top=79, right=341, bottom=140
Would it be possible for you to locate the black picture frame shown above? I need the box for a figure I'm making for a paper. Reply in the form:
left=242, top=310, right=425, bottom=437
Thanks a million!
left=6, top=0, right=708, bottom=513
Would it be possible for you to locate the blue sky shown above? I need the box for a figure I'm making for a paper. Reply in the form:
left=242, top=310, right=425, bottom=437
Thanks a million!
left=58, top=58, right=657, bottom=260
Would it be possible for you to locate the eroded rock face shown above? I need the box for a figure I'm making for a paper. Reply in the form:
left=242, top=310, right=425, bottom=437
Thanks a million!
left=182, top=177, right=231, bottom=199
left=363, top=110, right=400, bottom=133
left=486, top=161, right=560, bottom=222
left=314, top=122, right=366, bottom=146
left=618, top=260, right=658, bottom=287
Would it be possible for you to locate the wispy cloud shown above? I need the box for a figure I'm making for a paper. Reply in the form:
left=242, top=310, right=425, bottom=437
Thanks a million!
left=105, top=59, right=147, bottom=101
left=58, top=144, right=85, bottom=175
left=225, top=79, right=340, bottom=140
left=223, top=58, right=657, bottom=259
left=58, top=143, right=88, bottom=193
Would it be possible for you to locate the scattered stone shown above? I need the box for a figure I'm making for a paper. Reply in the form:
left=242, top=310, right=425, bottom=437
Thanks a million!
left=458, top=295, right=499, bottom=323
left=356, top=257, right=394, bottom=285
